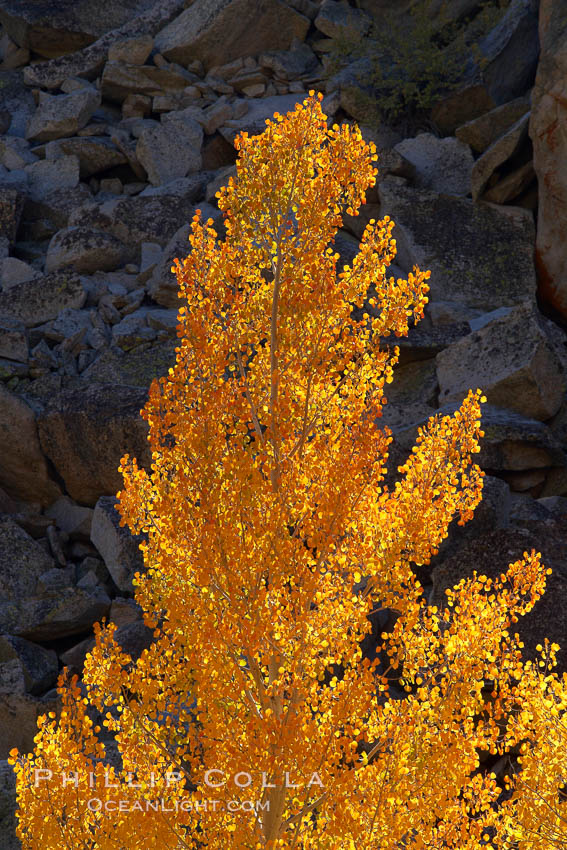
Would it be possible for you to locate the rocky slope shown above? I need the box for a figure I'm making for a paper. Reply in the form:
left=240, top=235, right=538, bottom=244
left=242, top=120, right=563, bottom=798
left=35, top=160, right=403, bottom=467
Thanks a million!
left=0, top=0, right=566, bottom=845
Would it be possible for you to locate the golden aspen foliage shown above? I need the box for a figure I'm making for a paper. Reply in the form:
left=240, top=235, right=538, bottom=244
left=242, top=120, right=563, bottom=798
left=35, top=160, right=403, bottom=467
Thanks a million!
left=9, top=93, right=567, bottom=850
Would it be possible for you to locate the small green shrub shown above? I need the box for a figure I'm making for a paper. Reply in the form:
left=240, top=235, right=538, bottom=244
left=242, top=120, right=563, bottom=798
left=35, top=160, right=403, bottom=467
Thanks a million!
left=325, top=0, right=510, bottom=130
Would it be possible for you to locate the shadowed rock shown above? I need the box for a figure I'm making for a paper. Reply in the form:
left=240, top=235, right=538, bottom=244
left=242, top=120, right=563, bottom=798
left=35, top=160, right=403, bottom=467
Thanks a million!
left=37, top=381, right=151, bottom=506
left=155, top=0, right=310, bottom=67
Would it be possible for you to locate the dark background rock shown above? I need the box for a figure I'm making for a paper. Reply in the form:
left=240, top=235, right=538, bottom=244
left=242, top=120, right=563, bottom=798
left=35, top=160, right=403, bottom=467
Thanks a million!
left=36, top=381, right=151, bottom=506
left=478, top=0, right=540, bottom=105
left=530, top=0, right=567, bottom=320
left=154, top=0, right=311, bottom=67
left=0, top=188, right=23, bottom=245
left=0, top=635, right=58, bottom=695
left=378, top=181, right=537, bottom=311
left=0, top=70, right=35, bottom=137
left=0, top=385, right=61, bottom=506
left=0, top=271, right=86, bottom=327
left=0, top=0, right=158, bottom=58
left=90, top=495, right=144, bottom=591
left=21, top=0, right=186, bottom=89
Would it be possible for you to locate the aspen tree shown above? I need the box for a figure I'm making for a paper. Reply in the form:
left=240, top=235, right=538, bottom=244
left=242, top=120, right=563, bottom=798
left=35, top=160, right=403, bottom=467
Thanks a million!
left=10, top=93, right=567, bottom=850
